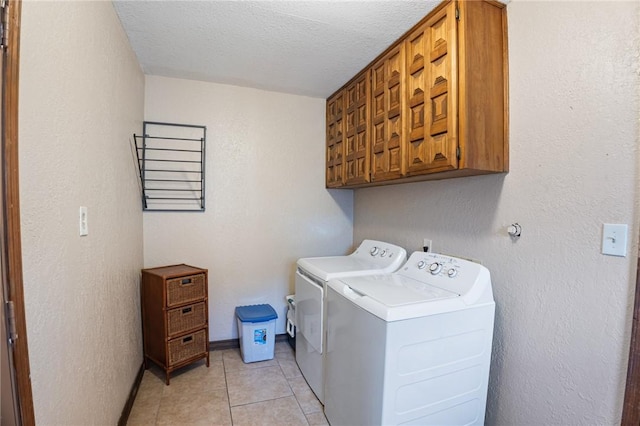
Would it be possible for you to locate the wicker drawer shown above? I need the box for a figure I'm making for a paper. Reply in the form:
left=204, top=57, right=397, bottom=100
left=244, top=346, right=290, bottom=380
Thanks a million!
left=168, top=329, right=207, bottom=366
left=167, top=302, right=206, bottom=337
left=142, top=264, right=209, bottom=384
left=166, top=274, right=206, bottom=307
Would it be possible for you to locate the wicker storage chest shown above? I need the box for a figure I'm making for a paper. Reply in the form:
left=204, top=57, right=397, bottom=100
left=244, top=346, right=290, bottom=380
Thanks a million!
left=141, top=264, right=209, bottom=384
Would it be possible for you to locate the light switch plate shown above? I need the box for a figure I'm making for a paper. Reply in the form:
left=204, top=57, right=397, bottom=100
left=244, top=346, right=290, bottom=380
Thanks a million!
left=79, top=206, right=88, bottom=236
left=602, top=223, right=627, bottom=257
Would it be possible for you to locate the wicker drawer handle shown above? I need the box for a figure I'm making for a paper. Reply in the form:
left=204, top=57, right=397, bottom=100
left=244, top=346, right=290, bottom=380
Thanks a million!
left=181, top=278, right=193, bottom=285
left=182, top=335, right=193, bottom=344
left=181, top=307, right=193, bottom=315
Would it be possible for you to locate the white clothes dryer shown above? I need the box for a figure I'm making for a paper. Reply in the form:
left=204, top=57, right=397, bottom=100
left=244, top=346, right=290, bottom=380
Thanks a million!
left=295, top=240, right=407, bottom=403
left=324, top=251, right=495, bottom=426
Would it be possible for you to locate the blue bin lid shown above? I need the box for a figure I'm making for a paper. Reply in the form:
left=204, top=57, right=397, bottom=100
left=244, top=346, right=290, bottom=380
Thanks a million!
left=235, top=304, right=278, bottom=322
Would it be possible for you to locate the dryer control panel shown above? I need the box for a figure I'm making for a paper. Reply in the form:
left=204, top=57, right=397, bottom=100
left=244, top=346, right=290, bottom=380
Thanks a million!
left=297, top=239, right=408, bottom=282
left=351, top=239, right=406, bottom=263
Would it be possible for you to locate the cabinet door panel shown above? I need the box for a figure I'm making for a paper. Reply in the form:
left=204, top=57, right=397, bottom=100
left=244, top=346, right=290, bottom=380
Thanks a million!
left=370, top=46, right=405, bottom=182
left=405, top=3, right=458, bottom=176
left=409, top=102, right=425, bottom=142
left=345, top=109, right=356, bottom=136
left=326, top=92, right=345, bottom=187
left=344, top=72, right=370, bottom=185
left=371, top=61, right=386, bottom=175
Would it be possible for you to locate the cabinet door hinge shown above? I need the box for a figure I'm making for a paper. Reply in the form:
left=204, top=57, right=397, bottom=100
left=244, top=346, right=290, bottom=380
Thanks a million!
left=0, top=0, right=7, bottom=51
left=6, top=301, right=17, bottom=345
left=456, top=146, right=461, bottom=159
left=455, top=7, right=460, bottom=20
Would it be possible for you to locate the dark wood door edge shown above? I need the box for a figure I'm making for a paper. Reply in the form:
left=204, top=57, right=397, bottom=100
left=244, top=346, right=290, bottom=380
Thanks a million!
left=622, top=255, right=640, bottom=425
left=2, top=1, right=34, bottom=425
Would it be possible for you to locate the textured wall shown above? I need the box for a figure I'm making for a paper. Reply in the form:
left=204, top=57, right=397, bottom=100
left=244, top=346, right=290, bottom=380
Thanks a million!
left=143, top=76, right=354, bottom=340
left=353, top=1, right=640, bottom=424
left=19, top=1, right=144, bottom=424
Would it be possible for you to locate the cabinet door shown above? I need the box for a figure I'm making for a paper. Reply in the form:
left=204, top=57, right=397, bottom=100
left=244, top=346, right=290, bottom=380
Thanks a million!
left=326, top=92, right=345, bottom=187
left=371, top=45, right=405, bottom=182
left=405, top=3, right=458, bottom=176
left=457, top=0, right=508, bottom=172
left=344, top=72, right=370, bottom=185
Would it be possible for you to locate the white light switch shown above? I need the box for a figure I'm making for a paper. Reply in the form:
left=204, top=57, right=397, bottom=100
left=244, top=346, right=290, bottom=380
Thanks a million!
left=79, top=206, right=88, bottom=236
left=602, top=223, right=627, bottom=257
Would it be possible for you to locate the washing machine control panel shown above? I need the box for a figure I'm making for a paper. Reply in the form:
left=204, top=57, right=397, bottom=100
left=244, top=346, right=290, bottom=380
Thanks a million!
left=401, top=252, right=488, bottom=297
left=404, top=253, right=465, bottom=278
left=409, top=254, right=461, bottom=278
left=429, top=262, right=443, bottom=275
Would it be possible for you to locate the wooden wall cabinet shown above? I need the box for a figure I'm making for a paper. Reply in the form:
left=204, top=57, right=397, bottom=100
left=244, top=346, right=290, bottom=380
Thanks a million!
left=141, top=264, right=209, bottom=384
left=325, top=0, right=508, bottom=188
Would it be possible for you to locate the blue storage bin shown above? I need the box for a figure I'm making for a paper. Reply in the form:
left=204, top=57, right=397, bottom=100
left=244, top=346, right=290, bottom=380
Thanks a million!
left=235, top=304, right=278, bottom=363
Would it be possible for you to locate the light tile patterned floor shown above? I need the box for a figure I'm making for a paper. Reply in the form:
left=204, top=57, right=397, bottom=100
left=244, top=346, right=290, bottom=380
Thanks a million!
left=127, top=341, right=328, bottom=425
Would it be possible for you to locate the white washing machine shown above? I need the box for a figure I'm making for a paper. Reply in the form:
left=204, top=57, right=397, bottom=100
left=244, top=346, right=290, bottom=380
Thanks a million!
left=295, top=239, right=407, bottom=403
left=324, top=251, right=495, bottom=426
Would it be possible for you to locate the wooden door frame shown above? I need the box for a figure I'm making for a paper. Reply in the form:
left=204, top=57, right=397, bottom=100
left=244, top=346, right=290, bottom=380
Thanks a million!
left=622, top=255, right=640, bottom=424
left=2, top=0, right=35, bottom=424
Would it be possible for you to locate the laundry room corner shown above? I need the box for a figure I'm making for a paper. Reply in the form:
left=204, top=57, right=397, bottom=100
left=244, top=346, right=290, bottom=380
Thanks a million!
left=141, top=75, right=354, bottom=342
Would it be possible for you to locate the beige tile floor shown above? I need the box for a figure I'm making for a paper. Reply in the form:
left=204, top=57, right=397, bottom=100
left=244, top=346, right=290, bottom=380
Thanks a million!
left=127, top=341, right=328, bottom=425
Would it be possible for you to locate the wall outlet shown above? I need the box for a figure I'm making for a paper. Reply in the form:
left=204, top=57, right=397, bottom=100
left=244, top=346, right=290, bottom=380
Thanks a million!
left=423, top=238, right=432, bottom=253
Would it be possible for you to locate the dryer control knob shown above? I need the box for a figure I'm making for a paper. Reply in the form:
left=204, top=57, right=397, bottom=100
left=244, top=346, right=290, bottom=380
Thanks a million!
left=447, top=268, right=458, bottom=278
left=429, top=262, right=442, bottom=275
left=370, top=247, right=379, bottom=256
left=417, top=260, right=427, bottom=270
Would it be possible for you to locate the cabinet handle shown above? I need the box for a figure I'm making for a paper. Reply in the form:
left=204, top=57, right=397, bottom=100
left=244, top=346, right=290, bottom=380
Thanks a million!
left=181, top=278, right=192, bottom=285
left=182, top=335, right=193, bottom=344
left=181, top=307, right=193, bottom=315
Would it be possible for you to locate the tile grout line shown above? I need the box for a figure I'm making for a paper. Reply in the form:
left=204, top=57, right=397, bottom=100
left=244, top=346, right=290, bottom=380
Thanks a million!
left=278, top=349, right=312, bottom=426
left=220, top=350, right=235, bottom=426
left=231, top=345, right=311, bottom=425
left=128, top=346, right=323, bottom=426
left=153, top=370, right=161, bottom=426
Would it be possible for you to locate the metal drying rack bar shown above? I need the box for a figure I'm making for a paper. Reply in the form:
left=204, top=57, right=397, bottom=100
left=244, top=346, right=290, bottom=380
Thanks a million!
left=134, top=121, right=206, bottom=212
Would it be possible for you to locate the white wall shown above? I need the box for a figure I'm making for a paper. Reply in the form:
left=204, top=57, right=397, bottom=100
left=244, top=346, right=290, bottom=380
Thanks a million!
left=143, top=76, right=353, bottom=340
left=353, top=1, right=639, bottom=424
left=19, top=1, right=144, bottom=424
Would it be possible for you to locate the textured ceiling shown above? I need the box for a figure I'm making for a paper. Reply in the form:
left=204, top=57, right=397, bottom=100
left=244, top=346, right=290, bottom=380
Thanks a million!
left=113, top=1, right=441, bottom=98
